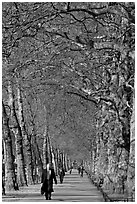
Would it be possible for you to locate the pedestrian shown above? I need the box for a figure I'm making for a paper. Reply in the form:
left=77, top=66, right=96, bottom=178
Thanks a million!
left=41, top=162, right=57, bottom=200
left=58, top=167, right=65, bottom=183
left=77, top=166, right=81, bottom=174
left=69, top=166, right=73, bottom=174
left=80, top=166, right=84, bottom=177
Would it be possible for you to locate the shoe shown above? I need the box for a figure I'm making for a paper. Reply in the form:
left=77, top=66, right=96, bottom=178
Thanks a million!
left=48, top=192, right=51, bottom=200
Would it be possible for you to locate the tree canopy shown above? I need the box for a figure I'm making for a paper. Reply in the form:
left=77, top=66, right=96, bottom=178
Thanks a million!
left=2, top=2, right=135, bottom=199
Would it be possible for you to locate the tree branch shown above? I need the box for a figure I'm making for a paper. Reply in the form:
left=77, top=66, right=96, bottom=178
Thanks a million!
left=65, top=88, right=98, bottom=105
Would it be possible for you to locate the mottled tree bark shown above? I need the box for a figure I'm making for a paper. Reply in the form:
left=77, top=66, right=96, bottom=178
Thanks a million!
left=8, top=81, right=27, bottom=186
left=43, top=127, right=49, bottom=168
left=64, top=154, right=68, bottom=172
left=17, top=84, right=34, bottom=184
left=54, top=149, right=58, bottom=175
left=27, top=100, right=43, bottom=172
left=33, top=137, right=43, bottom=170
left=2, top=101, right=18, bottom=191
left=43, top=107, right=51, bottom=168
left=126, top=96, right=135, bottom=200
left=94, top=101, right=130, bottom=194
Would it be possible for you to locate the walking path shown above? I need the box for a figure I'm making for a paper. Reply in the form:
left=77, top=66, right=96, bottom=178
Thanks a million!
left=2, top=169, right=104, bottom=202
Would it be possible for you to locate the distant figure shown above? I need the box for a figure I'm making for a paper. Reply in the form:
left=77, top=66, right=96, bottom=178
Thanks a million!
left=77, top=166, right=81, bottom=174
left=80, top=166, right=84, bottom=177
left=41, top=163, right=57, bottom=200
left=69, top=166, right=73, bottom=174
left=58, top=167, right=65, bottom=183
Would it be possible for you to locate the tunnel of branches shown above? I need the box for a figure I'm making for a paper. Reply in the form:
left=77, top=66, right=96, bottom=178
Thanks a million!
left=2, top=2, right=135, bottom=200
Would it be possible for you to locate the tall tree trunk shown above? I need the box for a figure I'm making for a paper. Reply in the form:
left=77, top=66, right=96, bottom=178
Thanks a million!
left=64, top=154, right=68, bottom=172
left=31, top=136, right=43, bottom=182
left=17, top=84, right=34, bottom=184
left=54, top=148, right=58, bottom=175
left=67, top=155, right=71, bottom=171
left=43, top=127, right=49, bottom=168
left=62, top=151, right=66, bottom=170
left=48, top=133, right=56, bottom=170
left=34, top=137, right=43, bottom=169
left=2, top=101, right=18, bottom=191
left=126, top=96, right=135, bottom=200
left=8, top=81, right=27, bottom=186
left=43, top=107, right=50, bottom=168
left=2, top=140, right=6, bottom=195
left=60, top=151, right=63, bottom=168
left=27, top=99, right=43, bottom=171
left=68, top=156, right=72, bottom=170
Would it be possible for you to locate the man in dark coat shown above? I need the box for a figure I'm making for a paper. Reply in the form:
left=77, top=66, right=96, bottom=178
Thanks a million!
left=80, top=165, right=84, bottom=177
left=58, top=167, right=65, bottom=183
left=77, top=166, right=81, bottom=174
left=69, top=165, right=73, bottom=174
left=41, top=163, right=57, bottom=200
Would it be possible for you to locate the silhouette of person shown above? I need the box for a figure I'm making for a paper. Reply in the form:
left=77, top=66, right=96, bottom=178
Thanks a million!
left=58, top=167, right=65, bottom=183
left=41, top=162, right=57, bottom=200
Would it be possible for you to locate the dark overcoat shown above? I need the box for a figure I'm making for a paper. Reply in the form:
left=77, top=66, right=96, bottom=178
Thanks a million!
left=41, top=168, right=57, bottom=193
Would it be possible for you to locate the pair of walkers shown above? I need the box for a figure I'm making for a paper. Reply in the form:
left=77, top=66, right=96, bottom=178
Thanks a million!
left=41, top=163, right=65, bottom=200
left=78, top=165, right=84, bottom=177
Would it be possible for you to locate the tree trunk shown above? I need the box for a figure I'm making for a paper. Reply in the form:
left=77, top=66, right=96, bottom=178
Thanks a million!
left=2, top=140, right=6, bottom=195
left=2, top=101, right=18, bottom=191
left=43, top=127, right=49, bottom=168
left=32, top=142, right=43, bottom=182
left=126, top=96, right=135, bottom=200
left=54, top=149, right=59, bottom=175
left=17, top=85, right=34, bottom=184
left=33, top=137, right=43, bottom=170
left=27, top=100, right=43, bottom=171
left=64, top=154, right=68, bottom=172
left=43, top=107, right=50, bottom=168
left=62, top=151, right=66, bottom=170
left=8, top=81, right=27, bottom=186
left=94, top=102, right=130, bottom=193
left=48, top=133, right=56, bottom=171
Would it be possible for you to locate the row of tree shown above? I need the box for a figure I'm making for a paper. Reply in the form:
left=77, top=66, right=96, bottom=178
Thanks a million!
left=2, top=2, right=135, bottom=199
left=3, top=103, right=72, bottom=192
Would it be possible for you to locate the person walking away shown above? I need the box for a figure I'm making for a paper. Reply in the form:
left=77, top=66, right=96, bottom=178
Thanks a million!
left=77, top=166, right=81, bottom=174
left=69, top=166, right=73, bottom=174
left=58, top=167, right=65, bottom=184
left=80, top=166, right=84, bottom=177
left=41, top=162, right=57, bottom=200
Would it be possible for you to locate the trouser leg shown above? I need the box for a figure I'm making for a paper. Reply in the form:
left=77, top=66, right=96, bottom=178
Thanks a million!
left=45, top=192, right=48, bottom=200
left=48, top=192, right=51, bottom=200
